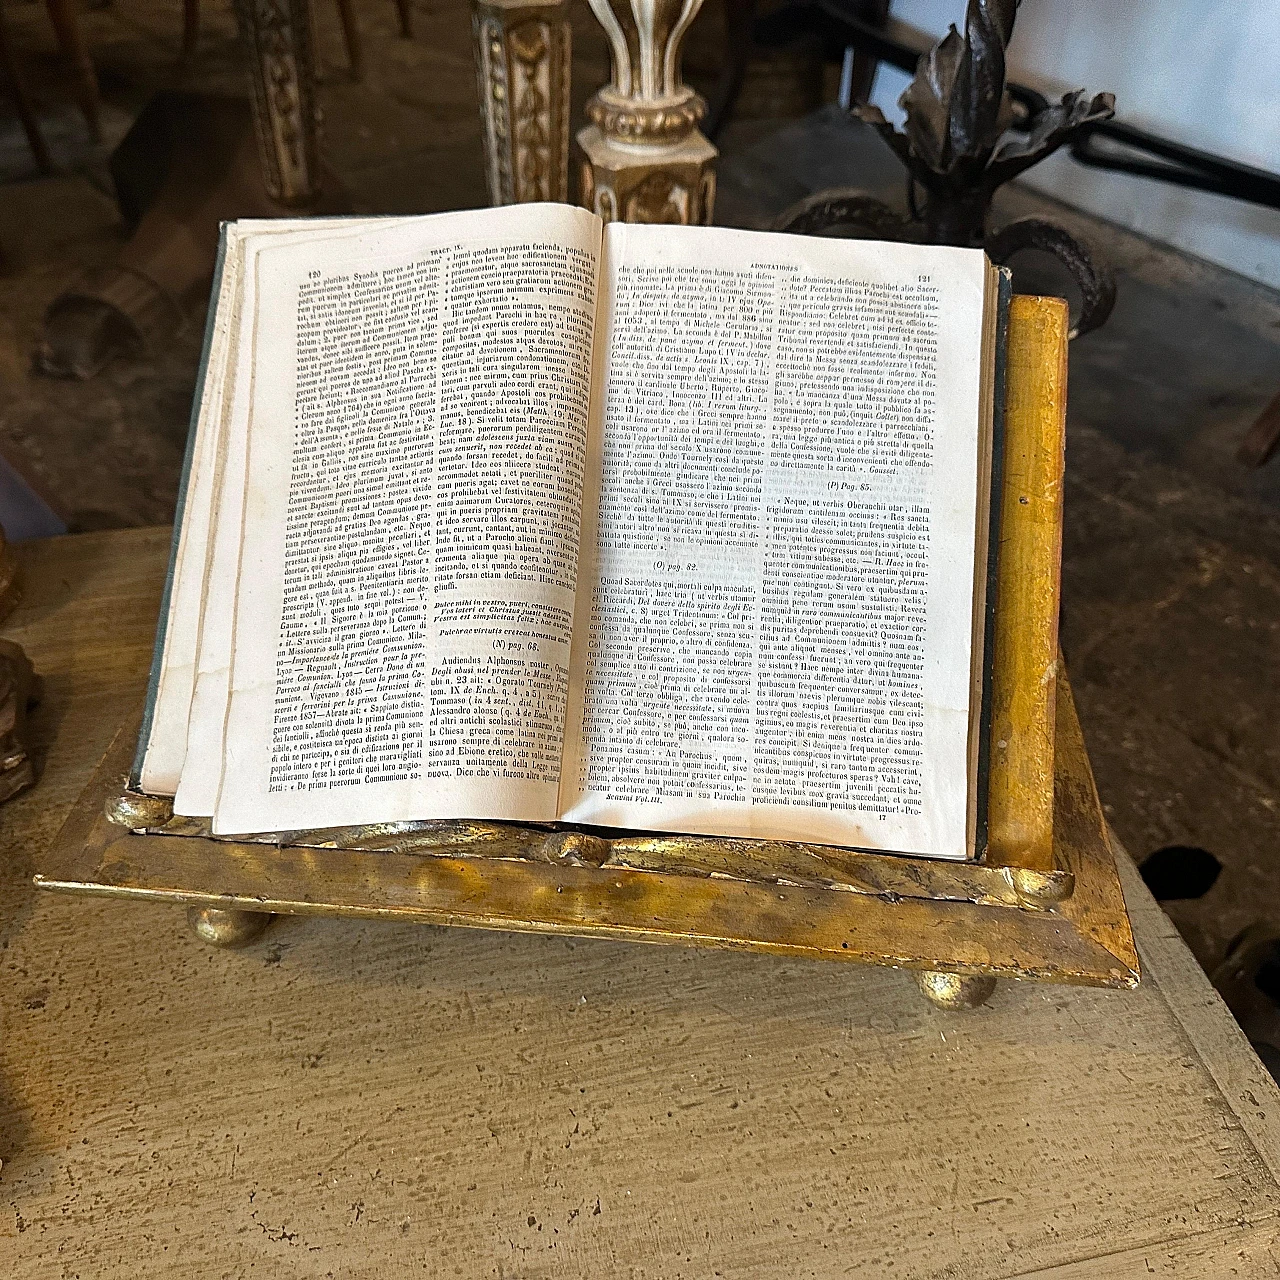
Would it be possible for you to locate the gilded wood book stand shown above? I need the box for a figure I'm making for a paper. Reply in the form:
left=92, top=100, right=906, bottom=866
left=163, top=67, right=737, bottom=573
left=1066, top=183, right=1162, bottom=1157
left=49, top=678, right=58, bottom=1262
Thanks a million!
left=36, top=296, right=1139, bottom=1010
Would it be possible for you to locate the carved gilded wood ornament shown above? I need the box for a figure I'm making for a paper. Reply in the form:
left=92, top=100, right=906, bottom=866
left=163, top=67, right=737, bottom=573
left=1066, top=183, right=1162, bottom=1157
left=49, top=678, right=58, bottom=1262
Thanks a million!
left=473, top=0, right=572, bottom=205
left=233, top=0, right=322, bottom=206
left=578, top=0, right=718, bottom=225
left=39, top=302, right=1140, bottom=1010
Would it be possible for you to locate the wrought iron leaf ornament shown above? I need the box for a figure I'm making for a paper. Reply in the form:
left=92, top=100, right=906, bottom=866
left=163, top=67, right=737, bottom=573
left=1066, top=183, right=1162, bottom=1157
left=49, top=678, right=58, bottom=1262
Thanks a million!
left=779, top=0, right=1118, bottom=335
left=854, top=0, right=1114, bottom=208
left=948, top=0, right=1018, bottom=166
left=899, top=0, right=1017, bottom=176
left=898, top=25, right=964, bottom=172
left=988, top=89, right=1115, bottom=182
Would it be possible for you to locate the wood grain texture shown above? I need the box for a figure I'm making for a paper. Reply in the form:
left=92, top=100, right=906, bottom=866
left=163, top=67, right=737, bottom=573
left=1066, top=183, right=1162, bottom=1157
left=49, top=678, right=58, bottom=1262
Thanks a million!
left=2, top=528, right=1279, bottom=1277
left=987, top=294, right=1068, bottom=872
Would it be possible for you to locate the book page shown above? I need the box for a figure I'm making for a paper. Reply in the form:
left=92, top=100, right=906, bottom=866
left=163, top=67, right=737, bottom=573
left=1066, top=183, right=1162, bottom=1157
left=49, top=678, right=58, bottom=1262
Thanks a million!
left=142, top=218, right=396, bottom=797
left=137, top=229, right=238, bottom=795
left=559, top=224, right=991, bottom=859
left=174, top=221, right=403, bottom=815
left=212, top=203, right=602, bottom=833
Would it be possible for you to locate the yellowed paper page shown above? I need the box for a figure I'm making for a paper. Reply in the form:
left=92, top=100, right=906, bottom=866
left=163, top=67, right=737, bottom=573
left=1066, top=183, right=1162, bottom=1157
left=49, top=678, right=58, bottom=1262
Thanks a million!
left=144, top=218, right=393, bottom=796
left=214, top=204, right=602, bottom=833
left=559, top=223, right=990, bottom=859
left=137, top=239, right=238, bottom=794
left=174, top=221, right=402, bottom=815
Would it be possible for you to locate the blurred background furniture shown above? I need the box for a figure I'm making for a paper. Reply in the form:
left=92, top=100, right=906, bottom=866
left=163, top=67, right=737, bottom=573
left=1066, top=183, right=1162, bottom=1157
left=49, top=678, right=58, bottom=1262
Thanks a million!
left=0, top=0, right=52, bottom=170
left=35, top=0, right=345, bottom=379
left=2, top=0, right=418, bottom=177
left=578, top=0, right=718, bottom=223
left=0, top=0, right=103, bottom=168
left=183, top=0, right=415, bottom=80
left=706, top=0, right=891, bottom=138
left=1238, top=388, right=1280, bottom=469
left=42, top=0, right=102, bottom=141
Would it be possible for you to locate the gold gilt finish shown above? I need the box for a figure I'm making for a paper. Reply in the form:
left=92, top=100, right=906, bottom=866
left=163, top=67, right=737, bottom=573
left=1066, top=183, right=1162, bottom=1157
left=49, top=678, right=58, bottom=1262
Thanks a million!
left=110, top=795, right=1070, bottom=909
left=39, top=675, right=1136, bottom=989
left=187, top=905, right=272, bottom=948
left=35, top=299, right=1138, bottom=995
left=986, top=295, right=1069, bottom=873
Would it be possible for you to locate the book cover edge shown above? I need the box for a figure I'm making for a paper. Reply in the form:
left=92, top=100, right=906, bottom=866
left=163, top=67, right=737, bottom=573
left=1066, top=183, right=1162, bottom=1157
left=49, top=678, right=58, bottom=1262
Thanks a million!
left=972, top=266, right=1014, bottom=860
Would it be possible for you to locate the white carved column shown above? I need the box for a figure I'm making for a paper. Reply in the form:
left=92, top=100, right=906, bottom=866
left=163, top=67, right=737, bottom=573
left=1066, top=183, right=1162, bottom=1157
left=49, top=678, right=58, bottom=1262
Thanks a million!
left=578, top=0, right=717, bottom=224
left=472, top=0, right=572, bottom=205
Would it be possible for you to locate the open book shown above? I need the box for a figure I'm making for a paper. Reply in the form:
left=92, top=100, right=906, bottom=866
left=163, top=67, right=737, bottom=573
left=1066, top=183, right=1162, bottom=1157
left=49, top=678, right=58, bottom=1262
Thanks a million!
left=136, top=203, right=1008, bottom=861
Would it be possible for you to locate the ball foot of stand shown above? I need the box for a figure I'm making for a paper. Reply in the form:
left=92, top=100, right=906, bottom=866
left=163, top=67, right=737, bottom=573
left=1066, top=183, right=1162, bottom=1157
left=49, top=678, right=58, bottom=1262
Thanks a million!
left=187, top=906, right=273, bottom=948
left=915, top=970, right=997, bottom=1010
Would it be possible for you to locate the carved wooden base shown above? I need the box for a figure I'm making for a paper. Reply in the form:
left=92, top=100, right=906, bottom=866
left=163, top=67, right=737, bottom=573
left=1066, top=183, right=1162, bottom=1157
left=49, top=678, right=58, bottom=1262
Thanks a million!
left=46, top=666, right=1140, bottom=995
left=915, top=971, right=998, bottom=1011
left=38, top=301, right=1139, bottom=997
left=187, top=907, right=274, bottom=948
left=577, top=124, right=717, bottom=225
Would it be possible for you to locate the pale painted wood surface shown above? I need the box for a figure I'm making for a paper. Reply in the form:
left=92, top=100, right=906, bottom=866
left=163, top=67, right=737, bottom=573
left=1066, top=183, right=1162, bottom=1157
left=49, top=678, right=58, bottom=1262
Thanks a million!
left=1, top=529, right=1278, bottom=1278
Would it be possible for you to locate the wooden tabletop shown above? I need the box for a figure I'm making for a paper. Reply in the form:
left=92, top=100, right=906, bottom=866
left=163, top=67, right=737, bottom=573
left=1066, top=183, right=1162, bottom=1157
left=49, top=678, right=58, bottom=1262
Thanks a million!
left=1, top=528, right=1278, bottom=1277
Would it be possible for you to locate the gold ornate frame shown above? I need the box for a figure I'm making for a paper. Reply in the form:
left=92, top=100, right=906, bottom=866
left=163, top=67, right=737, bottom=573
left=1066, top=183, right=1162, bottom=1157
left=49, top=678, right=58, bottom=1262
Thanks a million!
left=34, top=298, right=1139, bottom=1008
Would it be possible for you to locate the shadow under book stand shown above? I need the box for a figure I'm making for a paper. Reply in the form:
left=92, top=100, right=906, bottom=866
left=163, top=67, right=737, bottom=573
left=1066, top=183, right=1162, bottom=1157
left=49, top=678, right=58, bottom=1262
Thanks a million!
left=35, top=296, right=1139, bottom=1011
